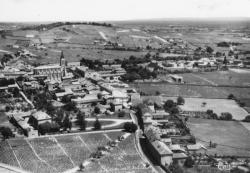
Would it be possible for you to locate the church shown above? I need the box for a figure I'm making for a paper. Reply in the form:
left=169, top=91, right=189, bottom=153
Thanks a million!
left=33, top=51, right=68, bottom=82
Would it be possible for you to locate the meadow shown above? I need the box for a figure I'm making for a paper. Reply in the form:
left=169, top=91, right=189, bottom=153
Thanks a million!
left=130, top=83, right=250, bottom=99
left=180, top=71, right=250, bottom=87
left=187, top=118, right=250, bottom=157
left=179, top=98, right=248, bottom=120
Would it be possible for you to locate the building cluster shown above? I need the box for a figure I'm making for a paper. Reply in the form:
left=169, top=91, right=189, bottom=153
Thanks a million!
left=137, top=103, right=207, bottom=170
left=0, top=51, right=137, bottom=138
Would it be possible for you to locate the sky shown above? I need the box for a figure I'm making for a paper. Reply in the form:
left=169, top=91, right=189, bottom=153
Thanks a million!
left=1, top=0, right=250, bottom=22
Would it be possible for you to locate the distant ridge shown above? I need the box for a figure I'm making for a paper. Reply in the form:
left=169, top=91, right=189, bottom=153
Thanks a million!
left=109, top=17, right=250, bottom=23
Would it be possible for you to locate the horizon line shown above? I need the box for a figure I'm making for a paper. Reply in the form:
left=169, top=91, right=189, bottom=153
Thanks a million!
left=1, top=17, right=250, bottom=24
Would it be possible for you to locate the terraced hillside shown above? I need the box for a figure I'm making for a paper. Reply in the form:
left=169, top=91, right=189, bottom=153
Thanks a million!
left=0, top=130, right=152, bottom=173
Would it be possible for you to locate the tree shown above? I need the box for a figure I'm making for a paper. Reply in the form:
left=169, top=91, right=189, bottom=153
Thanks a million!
left=188, top=135, right=196, bottom=144
left=206, top=109, right=213, bottom=115
left=177, top=96, right=185, bottom=105
left=63, top=101, right=77, bottom=112
left=97, top=93, right=102, bottom=99
left=61, top=95, right=71, bottom=103
left=220, top=112, right=233, bottom=121
left=77, top=112, right=87, bottom=130
left=94, top=106, right=100, bottom=114
left=243, top=115, right=250, bottom=122
left=38, top=122, right=60, bottom=135
left=5, top=106, right=10, bottom=112
left=164, top=100, right=175, bottom=112
left=228, top=94, right=235, bottom=100
left=0, top=127, right=14, bottom=139
left=38, top=122, right=51, bottom=135
left=45, top=102, right=56, bottom=116
left=170, top=107, right=179, bottom=114
left=94, top=118, right=101, bottom=130
left=155, top=91, right=161, bottom=96
left=123, top=122, right=137, bottom=133
left=12, top=87, right=19, bottom=97
left=62, top=114, right=72, bottom=131
left=211, top=113, right=218, bottom=120
left=54, top=109, right=64, bottom=126
left=169, top=161, right=184, bottom=173
left=206, top=46, right=214, bottom=54
left=118, top=111, right=126, bottom=118
left=184, top=156, right=195, bottom=168
left=223, top=56, right=228, bottom=65
left=110, top=103, right=115, bottom=112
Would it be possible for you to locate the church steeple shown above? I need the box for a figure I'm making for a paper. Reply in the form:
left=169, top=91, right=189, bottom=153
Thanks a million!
left=60, top=51, right=65, bottom=66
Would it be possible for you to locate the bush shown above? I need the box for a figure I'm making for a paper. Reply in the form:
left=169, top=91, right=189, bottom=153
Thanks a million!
left=118, top=111, right=126, bottom=117
left=177, top=96, right=185, bottom=105
left=170, top=107, right=179, bottom=114
left=242, top=115, right=250, bottom=122
left=169, top=161, right=184, bottom=173
left=110, top=103, right=115, bottom=112
left=94, top=118, right=101, bottom=130
left=38, top=122, right=60, bottom=135
left=228, top=94, right=235, bottom=100
left=63, top=101, right=77, bottom=112
left=184, top=156, right=195, bottom=168
left=238, top=101, right=245, bottom=107
left=62, top=115, right=72, bottom=131
left=0, top=127, right=14, bottom=139
left=77, top=112, right=87, bottom=130
left=210, top=113, right=218, bottom=120
left=94, top=107, right=100, bottom=114
left=220, top=112, right=233, bottom=121
left=164, top=100, right=175, bottom=112
left=123, top=122, right=137, bottom=133
left=155, top=91, right=161, bottom=96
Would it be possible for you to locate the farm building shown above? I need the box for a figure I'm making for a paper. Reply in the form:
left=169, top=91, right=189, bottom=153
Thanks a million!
left=150, top=140, right=173, bottom=167
left=28, top=111, right=52, bottom=128
left=186, top=143, right=207, bottom=155
left=169, top=74, right=183, bottom=83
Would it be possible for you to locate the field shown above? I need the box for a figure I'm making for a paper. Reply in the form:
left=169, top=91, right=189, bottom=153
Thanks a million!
left=179, top=98, right=248, bottom=120
left=0, top=23, right=160, bottom=65
left=187, top=118, right=250, bottom=157
left=130, top=83, right=250, bottom=99
left=180, top=71, right=250, bottom=87
left=0, top=130, right=151, bottom=173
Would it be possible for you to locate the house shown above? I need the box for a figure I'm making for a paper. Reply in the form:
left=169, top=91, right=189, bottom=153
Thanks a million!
left=72, top=94, right=102, bottom=105
left=10, top=114, right=38, bottom=137
left=170, top=144, right=186, bottom=153
left=161, top=138, right=172, bottom=146
left=28, top=111, right=52, bottom=129
left=112, top=90, right=129, bottom=105
left=186, top=143, right=207, bottom=154
left=151, top=140, right=173, bottom=167
left=67, top=62, right=80, bottom=68
left=152, top=110, right=169, bottom=120
left=55, top=90, right=73, bottom=101
left=173, top=153, right=188, bottom=165
left=143, top=112, right=153, bottom=125
left=169, top=74, right=183, bottom=83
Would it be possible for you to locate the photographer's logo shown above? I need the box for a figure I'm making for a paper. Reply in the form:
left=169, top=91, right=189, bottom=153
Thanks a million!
left=218, top=162, right=232, bottom=171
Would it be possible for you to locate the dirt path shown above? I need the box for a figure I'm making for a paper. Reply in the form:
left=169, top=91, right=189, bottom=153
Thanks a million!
left=191, top=74, right=218, bottom=86
left=98, top=31, right=108, bottom=41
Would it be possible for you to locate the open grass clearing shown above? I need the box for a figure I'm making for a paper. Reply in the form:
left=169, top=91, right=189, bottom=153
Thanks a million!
left=179, top=98, right=248, bottom=120
left=187, top=118, right=250, bottom=157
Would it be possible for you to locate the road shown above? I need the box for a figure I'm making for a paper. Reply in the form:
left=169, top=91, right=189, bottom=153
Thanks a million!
left=70, top=118, right=132, bottom=131
left=130, top=111, right=164, bottom=173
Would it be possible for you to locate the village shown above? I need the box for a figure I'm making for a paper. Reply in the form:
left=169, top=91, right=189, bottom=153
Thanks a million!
left=0, top=34, right=250, bottom=173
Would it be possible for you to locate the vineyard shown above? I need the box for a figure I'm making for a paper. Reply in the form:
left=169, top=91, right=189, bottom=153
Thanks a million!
left=0, top=131, right=152, bottom=173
